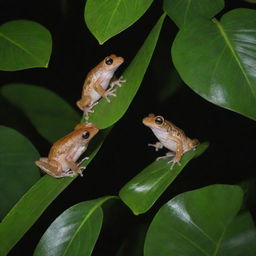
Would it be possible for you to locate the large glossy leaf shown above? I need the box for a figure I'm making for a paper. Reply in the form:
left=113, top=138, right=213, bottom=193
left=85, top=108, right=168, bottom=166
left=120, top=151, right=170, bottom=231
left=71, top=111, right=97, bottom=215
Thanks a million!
left=0, top=20, right=52, bottom=71
left=84, top=0, right=153, bottom=44
left=219, top=211, right=256, bottom=255
left=144, top=184, right=256, bottom=256
left=1, top=84, right=80, bottom=143
left=119, top=142, right=208, bottom=215
left=163, top=0, right=224, bottom=28
left=0, top=128, right=109, bottom=256
left=172, top=9, right=256, bottom=121
left=0, top=126, right=40, bottom=220
left=87, top=13, right=166, bottom=128
left=34, top=197, right=115, bottom=256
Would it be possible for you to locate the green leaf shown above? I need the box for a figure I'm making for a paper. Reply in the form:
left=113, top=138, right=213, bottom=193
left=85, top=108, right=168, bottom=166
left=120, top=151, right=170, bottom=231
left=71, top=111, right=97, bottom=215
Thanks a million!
left=34, top=197, right=116, bottom=256
left=1, top=84, right=80, bottom=143
left=172, top=9, right=256, bottom=121
left=219, top=212, right=256, bottom=255
left=84, top=0, right=154, bottom=44
left=0, top=128, right=110, bottom=256
left=119, top=142, right=208, bottom=215
left=87, top=13, right=166, bottom=129
left=144, top=184, right=256, bottom=256
left=0, top=126, right=40, bottom=220
left=163, top=0, right=224, bottom=28
left=0, top=20, right=52, bottom=71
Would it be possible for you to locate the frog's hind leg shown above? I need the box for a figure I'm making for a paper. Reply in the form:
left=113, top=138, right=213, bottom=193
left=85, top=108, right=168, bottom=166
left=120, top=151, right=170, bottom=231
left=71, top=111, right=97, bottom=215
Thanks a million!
left=35, top=158, right=64, bottom=178
left=190, top=138, right=199, bottom=150
left=76, top=96, right=94, bottom=119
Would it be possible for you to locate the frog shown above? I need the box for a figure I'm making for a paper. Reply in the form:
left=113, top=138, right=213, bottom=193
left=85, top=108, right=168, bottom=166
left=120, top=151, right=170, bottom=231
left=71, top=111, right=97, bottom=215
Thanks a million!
left=143, top=114, right=199, bottom=168
left=76, top=54, right=125, bottom=118
left=35, top=122, right=99, bottom=178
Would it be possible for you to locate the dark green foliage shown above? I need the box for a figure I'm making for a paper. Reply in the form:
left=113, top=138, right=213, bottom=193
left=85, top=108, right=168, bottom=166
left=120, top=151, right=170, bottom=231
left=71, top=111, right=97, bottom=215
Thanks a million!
left=0, top=0, right=255, bottom=255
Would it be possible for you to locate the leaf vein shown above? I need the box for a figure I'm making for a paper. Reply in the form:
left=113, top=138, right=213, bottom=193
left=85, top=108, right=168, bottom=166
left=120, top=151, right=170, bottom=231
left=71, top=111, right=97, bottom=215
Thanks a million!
left=183, top=0, right=191, bottom=27
left=168, top=226, right=210, bottom=256
left=212, top=18, right=256, bottom=100
left=0, top=32, right=42, bottom=65
left=102, top=0, right=122, bottom=40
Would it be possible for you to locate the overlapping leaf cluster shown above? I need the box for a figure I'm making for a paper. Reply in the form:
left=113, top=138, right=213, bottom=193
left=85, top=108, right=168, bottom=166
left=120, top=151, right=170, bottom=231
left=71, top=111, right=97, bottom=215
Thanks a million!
left=0, top=0, right=255, bottom=255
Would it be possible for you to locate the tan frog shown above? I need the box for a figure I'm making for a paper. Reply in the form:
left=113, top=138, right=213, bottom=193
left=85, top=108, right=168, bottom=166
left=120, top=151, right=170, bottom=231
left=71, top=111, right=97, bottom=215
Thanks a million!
left=35, top=122, right=99, bottom=178
left=143, top=114, right=199, bottom=168
left=76, top=54, right=125, bottom=118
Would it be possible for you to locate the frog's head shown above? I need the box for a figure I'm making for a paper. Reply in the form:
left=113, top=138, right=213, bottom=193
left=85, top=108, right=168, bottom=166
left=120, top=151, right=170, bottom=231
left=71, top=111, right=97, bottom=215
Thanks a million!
left=74, top=122, right=99, bottom=142
left=142, top=114, right=165, bottom=129
left=103, top=54, right=124, bottom=71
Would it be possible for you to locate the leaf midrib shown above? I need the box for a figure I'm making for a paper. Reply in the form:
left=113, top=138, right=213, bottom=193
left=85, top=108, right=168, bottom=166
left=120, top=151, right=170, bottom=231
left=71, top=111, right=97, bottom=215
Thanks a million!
left=0, top=32, right=42, bottom=65
left=183, top=0, right=192, bottom=27
left=62, top=197, right=113, bottom=256
left=212, top=18, right=256, bottom=100
left=167, top=217, right=233, bottom=256
left=102, top=0, right=122, bottom=42
left=212, top=221, right=229, bottom=256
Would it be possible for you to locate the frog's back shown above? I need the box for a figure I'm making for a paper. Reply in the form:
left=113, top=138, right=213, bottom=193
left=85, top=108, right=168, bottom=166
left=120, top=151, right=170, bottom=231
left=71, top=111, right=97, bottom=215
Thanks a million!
left=165, top=120, right=199, bottom=152
left=165, top=120, right=185, bottom=138
left=83, top=61, right=104, bottom=89
left=48, top=130, right=80, bottom=158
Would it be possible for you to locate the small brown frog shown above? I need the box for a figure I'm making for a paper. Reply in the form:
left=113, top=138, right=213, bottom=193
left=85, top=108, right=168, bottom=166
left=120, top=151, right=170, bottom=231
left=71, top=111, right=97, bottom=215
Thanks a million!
left=35, top=122, right=99, bottom=178
left=143, top=114, right=199, bottom=168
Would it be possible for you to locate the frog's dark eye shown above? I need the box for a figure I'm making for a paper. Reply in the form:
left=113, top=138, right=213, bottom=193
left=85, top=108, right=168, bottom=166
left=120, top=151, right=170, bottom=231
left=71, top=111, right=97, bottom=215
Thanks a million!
left=105, top=58, right=113, bottom=65
left=82, top=131, right=90, bottom=139
left=155, top=116, right=164, bottom=125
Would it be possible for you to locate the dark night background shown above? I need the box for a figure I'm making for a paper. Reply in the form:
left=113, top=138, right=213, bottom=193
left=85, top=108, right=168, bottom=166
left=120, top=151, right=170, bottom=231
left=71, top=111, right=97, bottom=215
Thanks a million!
left=1, top=0, right=256, bottom=255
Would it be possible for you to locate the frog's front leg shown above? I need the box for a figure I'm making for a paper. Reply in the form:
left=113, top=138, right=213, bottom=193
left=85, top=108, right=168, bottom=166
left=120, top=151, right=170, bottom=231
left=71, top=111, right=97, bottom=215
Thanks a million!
left=76, top=156, right=89, bottom=177
left=167, top=137, right=183, bottom=169
left=109, top=76, right=126, bottom=89
left=148, top=141, right=163, bottom=151
left=35, top=158, right=64, bottom=178
left=93, top=79, right=116, bottom=103
left=65, top=155, right=88, bottom=177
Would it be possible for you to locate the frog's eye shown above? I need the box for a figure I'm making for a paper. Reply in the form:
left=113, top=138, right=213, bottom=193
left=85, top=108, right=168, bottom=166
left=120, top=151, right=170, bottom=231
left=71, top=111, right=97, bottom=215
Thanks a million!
left=105, top=58, right=113, bottom=65
left=82, top=131, right=90, bottom=139
left=155, top=116, right=164, bottom=125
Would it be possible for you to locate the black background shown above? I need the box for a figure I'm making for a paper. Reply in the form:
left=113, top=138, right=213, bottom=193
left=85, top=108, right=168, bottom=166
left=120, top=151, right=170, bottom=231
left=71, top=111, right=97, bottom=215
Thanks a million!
left=1, top=0, right=256, bottom=255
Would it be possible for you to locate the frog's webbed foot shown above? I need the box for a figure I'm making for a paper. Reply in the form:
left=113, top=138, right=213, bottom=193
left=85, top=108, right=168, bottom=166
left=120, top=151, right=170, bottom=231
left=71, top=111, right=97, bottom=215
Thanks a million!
left=156, top=151, right=181, bottom=169
left=110, top=76, right=126, bottom=89
left=78, top=166, right=86, bottom=177
left=104, top=88, right=116, bottom=103
left=148, top=142, right=163, bottom=151
left=83, top=102, right=99, bottom=119
left=168, top=157, right=181, bottom=170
